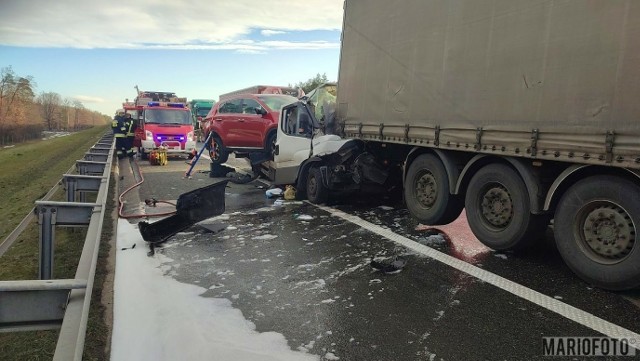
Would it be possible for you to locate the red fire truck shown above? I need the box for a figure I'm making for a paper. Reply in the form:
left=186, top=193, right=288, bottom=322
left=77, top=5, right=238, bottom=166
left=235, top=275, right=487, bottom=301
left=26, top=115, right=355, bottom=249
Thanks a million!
left=130, top=89, right=196, bottom=159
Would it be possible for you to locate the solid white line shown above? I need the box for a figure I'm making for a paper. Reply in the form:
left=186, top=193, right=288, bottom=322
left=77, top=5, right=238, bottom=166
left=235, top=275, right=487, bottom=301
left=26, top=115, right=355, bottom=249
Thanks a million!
left=315, top=204, right=640, bottom=346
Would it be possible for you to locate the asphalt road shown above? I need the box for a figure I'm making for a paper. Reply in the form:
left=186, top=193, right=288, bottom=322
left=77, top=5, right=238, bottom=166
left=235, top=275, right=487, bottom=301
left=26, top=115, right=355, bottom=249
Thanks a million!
left=118, top=154, right=640, bottom=361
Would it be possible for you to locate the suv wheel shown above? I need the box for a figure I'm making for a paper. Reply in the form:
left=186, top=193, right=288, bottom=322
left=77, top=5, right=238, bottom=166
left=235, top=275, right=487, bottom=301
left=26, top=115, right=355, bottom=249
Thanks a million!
left=209, top=136, right=229, bottom=164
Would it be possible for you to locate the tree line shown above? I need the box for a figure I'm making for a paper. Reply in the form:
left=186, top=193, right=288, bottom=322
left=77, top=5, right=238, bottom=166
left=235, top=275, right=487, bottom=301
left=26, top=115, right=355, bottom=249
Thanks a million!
left=290, top=73, right=332, bottom=94
left=0, top=66, right=110, bottom=145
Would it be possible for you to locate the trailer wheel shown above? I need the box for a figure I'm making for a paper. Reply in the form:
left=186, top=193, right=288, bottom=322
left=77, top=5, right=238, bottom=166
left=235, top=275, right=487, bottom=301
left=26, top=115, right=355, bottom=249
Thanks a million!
left=554, top=175, right=640, bottom=290
left=209, top=136, right=229, bottom=164
left=404, top=154, right=463, bottom=225
left=307, top=167, right=328, bottom=204
left=465, top=163, right=547, bottom=251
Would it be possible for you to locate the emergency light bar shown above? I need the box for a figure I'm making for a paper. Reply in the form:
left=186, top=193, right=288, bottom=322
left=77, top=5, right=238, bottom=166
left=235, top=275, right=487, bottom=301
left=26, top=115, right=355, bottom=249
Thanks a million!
left=147, top=101, right=186, bottom=108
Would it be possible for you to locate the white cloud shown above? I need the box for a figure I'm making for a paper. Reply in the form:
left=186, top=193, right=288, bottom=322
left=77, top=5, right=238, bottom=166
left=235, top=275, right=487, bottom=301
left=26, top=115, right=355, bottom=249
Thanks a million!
left=261, top=30, right=286, bottom=37
left=72, top=95, right=105, bottom=103
left=0, top=0, right=343, bottom=50
left=139, top=40, right=338, bottom=52
left=236, top=49, right=268, bottom=55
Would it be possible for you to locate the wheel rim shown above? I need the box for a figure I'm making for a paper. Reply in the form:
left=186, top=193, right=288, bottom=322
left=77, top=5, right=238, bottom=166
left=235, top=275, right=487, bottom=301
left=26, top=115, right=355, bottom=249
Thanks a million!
left=415, top=171, right=437, bottom=209
left=575, top=201, right=636, bottom=264
left=479, top=184, right=513, bottom=229
left=210, top=140, right=220, bottom=161
left=269, top=136, right=276, bottom=157
left=270, top=137, right=276, bottom=152
left=308, top=173, right=318, bottom=197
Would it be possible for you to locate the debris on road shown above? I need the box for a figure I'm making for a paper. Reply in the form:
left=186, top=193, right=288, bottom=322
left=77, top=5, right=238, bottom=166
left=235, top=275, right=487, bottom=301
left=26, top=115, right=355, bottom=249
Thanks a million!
left=370, top=256, right=408, bottom=274
left=197, top=222, right=228, bottom=234
left=265, top=187, right=283, bottom=198
left=284, top=185, right=296, bottom=200
left=121, top=243, right=137, bottom=251
left=226, top=171, right=258, bottom=184
left=139, top=180, right=227, bottom=245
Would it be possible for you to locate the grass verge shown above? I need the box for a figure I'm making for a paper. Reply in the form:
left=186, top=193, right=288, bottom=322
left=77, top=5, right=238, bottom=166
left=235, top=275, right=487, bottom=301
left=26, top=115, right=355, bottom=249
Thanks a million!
left=0, top=126, right=113, bottom=361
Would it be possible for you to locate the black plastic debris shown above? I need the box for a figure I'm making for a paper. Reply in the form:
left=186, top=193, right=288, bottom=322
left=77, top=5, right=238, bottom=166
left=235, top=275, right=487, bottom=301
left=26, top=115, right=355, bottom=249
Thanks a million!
left=138, top=180, right=228, bottom=244
left=227, top=171, right=258, bottom=184
left=370, top=256, right=407, bottom=274
left=197, top=222, right=228, bottom=234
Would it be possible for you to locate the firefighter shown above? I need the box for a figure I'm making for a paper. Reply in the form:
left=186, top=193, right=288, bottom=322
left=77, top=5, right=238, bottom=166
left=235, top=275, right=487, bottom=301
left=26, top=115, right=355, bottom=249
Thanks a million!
left=111, top=110, right=120, bottom=135
left=113, top=109, right=127, bottom=159
left=124, top=113, right=136, bottom=158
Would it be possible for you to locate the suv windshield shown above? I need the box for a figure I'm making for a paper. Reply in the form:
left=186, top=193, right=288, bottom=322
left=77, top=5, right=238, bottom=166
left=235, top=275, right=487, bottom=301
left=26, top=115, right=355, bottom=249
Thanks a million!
left=145, top=109, right=191, bottom=125
left=257, top=95, right=297, bottom=112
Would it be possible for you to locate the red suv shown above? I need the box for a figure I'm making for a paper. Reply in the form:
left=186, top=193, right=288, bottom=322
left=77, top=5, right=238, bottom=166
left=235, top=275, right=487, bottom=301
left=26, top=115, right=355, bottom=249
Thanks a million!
left=203, top=94, right=297, bottom=164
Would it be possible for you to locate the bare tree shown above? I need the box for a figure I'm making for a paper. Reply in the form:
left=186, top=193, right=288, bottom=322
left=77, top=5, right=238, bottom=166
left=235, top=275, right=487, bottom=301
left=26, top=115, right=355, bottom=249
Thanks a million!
left=38, top=92, right=62, bottom=130
left=73, top=100, right=84, bottom=130
left=60, top=98, right=73, bottom=130
left=0, top=66, right=35, bottom=131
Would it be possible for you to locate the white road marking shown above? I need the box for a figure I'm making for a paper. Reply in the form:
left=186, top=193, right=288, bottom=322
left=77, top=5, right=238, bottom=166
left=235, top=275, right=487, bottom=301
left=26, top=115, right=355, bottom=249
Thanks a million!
left=315, top=204, right=640, bottom=346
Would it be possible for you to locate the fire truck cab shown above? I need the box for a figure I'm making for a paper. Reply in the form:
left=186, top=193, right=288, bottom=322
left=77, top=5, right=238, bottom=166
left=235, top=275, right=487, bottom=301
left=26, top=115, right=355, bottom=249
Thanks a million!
left=133, top=91, right=197, bottom=159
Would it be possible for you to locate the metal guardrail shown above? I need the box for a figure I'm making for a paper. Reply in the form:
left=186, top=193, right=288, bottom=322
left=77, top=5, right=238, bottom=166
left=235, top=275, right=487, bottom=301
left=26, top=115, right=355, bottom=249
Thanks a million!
left=0, top=133, right=115, bottom=360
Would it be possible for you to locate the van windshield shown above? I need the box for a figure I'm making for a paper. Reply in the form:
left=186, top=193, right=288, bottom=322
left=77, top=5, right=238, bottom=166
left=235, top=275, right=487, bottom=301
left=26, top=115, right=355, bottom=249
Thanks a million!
left=144, top=109, right=191, bottom=125
left=257, top=95, right=297, bottom=112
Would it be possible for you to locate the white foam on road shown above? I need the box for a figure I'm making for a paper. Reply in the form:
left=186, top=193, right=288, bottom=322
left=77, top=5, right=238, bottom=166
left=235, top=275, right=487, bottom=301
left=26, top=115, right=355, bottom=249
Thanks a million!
left=111, top=219, right=319, bottom=361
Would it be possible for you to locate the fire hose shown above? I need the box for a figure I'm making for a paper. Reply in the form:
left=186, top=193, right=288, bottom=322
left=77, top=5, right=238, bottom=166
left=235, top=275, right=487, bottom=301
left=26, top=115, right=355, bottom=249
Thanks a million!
left=118, top=158, right=177, bottom=219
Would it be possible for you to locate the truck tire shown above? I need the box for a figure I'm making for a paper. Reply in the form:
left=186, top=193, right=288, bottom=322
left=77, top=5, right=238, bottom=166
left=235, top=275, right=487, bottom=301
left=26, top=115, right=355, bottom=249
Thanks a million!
left=554, top=175, right=640, bottom=290
left=209, top=136, right=229, bottom=164
left=404, top=154, right=463, bottom=225
left=465, top=163, right=547, bottom=251
left=140, top=148, right=148, bottom=160
left=307, top=167, right=328, bottom=204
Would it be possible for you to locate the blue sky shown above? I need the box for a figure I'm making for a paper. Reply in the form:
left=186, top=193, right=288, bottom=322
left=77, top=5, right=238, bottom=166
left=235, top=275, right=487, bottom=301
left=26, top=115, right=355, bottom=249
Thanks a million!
left=0, top=0, right=343, bottom=115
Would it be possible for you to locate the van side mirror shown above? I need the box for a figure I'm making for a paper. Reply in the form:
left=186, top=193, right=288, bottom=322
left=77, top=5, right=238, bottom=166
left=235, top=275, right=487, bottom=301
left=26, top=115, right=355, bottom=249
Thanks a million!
left=255, top=107, right=268, bottom=116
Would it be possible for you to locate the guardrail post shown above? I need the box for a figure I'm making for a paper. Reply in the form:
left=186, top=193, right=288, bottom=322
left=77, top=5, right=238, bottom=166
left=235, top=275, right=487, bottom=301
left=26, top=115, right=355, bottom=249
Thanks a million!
left=37, top=206, right=56, bottom=280
left=63, top=175, right=103, bottom=202
left=65, top=177, right=77, bottom=202
left=89, top=147, right=111, bottom=154
left=35, top=202, right=98, bottom=280
left=83, top=152, right=108, bottom=162
left=76, top=160, right=107, bottom=176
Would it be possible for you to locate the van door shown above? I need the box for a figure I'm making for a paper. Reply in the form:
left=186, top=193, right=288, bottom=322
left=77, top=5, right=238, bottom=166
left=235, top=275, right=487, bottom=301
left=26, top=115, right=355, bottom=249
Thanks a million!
left=272, top=103, right=313, bottom=185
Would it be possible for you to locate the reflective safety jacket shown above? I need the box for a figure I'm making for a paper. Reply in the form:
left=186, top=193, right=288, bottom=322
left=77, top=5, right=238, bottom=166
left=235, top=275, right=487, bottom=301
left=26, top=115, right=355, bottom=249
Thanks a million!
left=125, top=117, right=135, bottom=137
left=111, top=117, right=119, bottom=134
left=113, top=115, right=127, bottom=138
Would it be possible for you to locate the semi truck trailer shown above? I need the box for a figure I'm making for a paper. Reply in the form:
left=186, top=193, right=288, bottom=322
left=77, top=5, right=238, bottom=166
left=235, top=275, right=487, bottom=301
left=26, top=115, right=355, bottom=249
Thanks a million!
left=270, top=0, right=640, bottom=290
left=218, top=85, right=302, bottom=101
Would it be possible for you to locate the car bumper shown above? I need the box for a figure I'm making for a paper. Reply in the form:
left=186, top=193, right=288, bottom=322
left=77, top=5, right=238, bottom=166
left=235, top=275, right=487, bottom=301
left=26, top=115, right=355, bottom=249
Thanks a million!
left=141, top=140, right=196, bottom=154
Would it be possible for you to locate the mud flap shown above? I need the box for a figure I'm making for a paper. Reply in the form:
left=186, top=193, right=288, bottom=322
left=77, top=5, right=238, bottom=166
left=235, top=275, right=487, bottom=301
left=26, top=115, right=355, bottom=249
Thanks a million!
left=138, top=180, right=228, bottom=244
